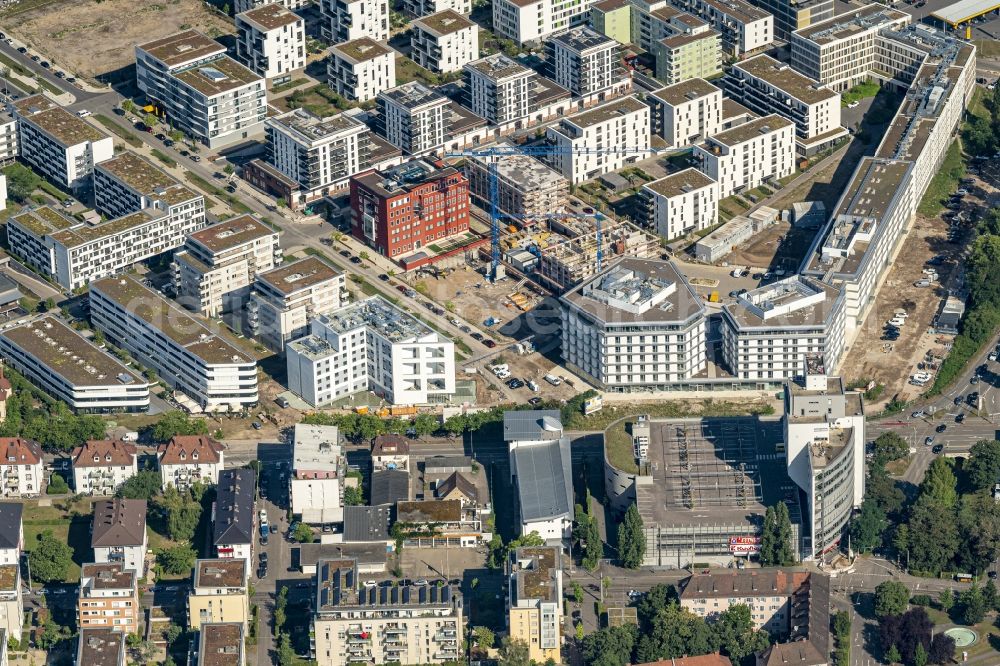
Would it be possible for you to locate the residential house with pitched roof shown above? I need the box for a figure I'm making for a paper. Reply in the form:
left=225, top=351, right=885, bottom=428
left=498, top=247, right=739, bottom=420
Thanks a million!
left=90, top=499, right=148, bottom=575
left=213, top=470, right=256, bottom=566
left=0, top=503, right=23, bottom=566
left=0, top=438, right=43, bottom=497
left=158, top=435, right=226, bottom=491
left=72, top=440, right=138, bottom=496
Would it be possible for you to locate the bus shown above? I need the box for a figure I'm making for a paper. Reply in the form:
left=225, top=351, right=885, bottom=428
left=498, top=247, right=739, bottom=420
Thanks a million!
left=954, top=573, right=974, bottom=583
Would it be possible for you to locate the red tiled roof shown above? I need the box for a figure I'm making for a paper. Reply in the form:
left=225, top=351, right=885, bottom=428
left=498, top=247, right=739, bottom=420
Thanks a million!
left=372, top=434, right=409, bottom=456
left=72, top=440, right=137, bottom=468
left=157, top=436, right=224, bottom=465
left=0, top=438, right=42, bottom=465
left=637, top=655, right=733, bottom=666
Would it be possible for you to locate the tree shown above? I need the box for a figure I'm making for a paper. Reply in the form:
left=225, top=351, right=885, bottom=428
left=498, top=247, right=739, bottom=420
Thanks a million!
left=144, top=113, right=159, bottom=129
left=963, top=116, right=996, bottom=156
left=984, top=579, right=998, bottom=611
left=155, top=485, right=203, bottom=542
left=472, top=626, right=494, bottom=651
left=117, top=470, right=163, bottom=500
left=572, top=581, right=584, bottom=604
left=872, top=432, right=909, bottom=466
left=4, top=163, right=42, bottom=202
left=938, top=589, right=954, bottom=612
left=885, top=644, right=901, bottom=665
left=920, top=457, right=958, bottom=508
left=498, top=636, right=531, bottom=666
left=43, top=297, right=55, bottom=311
left=928, top=633, right=955, bottom=664
left=149, top=412, right=209, bottom=441
left=343, top=486, right=363, bottom=506
left=869, top=467, right=906, bottom=517
left=224, top=164, right=235, bottom=175
left=906, top=496, right=959, bottom=573
left=959, top=585, right=986, bottom=625
left=121, top=99, right=136, bottom=115
left=966, top=439, right=1000, bottom=492
left=874, top=581, right=910, bottom=618
left=635, top=603, right=718, bottom=662
left=46, top=473, right=68, bottom=495
left=618, top=504, right=645, bottom=569
left=850, top=499, right=887, bottom=553
left=274, top=586, right=289, bottom=631
left=169, top=129, right=183, bottom=142
left=293, top=523, right=314, bottom=543
left=582, top=625, right=637, bottom=666
left=156, top=546, right=196, bottom=574
left=276, top=632, right=294, bottom=666
left=712, top=603, right=770, bottom=662
left=636, top=584, right=677, bottom=629
left=914, top=643, right=928, bottom=666
left=359, top=251, right=370, bottom=261
left=760, top=503, right=795, bottom=566
left=28, top=530, right=73, bottom=583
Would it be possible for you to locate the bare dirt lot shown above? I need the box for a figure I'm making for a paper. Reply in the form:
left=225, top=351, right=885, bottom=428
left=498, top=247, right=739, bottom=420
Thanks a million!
left=725, top=220, right=820, bottom=274
left=839, top=212, right=963, bottom=409
left=1, top=0, right=234, bottom=79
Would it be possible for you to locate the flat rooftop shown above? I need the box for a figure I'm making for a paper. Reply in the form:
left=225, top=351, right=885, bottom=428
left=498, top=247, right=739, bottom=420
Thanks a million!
left=548, top=25, right=617, bottom=52
left=0, top=564, right=17, bottom=592
left=697, top=0, right=770, bottom=23
left=708, top=114, right=793, bottom=146
left=97, top=152, right=198, bottom=205
left=138, top=29, right=226, bottom=68
left=51, top=210, right=165, bottom=249
left=256, top=256, right=342, bottom=295
left=77, top=629, right=125, bottom=666
left=472, top=144, right=566, bottom=192
left=82, top=563, right=135, bottom=592
left=194, top=559, right=247, bottom=589
left=10, top=205, right=75, bottom=236
left=198, top=623, right=244, bottom=666
left=932, top=0, right=1000, bottom=24
left=793, top=4, right=910, bottom=44
left=91, top=275, right=256, bottom=366
left=316, top=558, right=459, bottom=611
left=379, top=81, right=449, bottom=110
left=353, top=158, right=460, bottom=198
left=512, top=546, right=559, bottom=603
left=0, top=317, right=146, bottom=389
left=660, top=28, right=719, bottom=50
left=413, top=9, right=475, bottom=36
left=269, top=108, right=366, bottom=144
left=635, top=417, right=793, bottom=528
left=724, top=276, right=842, bottom=330
left=735, top=54, right=838, bottom=105
left=645, top=167, right=716, bottom=198
left=292, top=423, right=341, bottom=474
left=188, top=215, right=276, bottom=255
left=563, top=95, right=648, bottom=130
left=396, top=499, right=462, bottom=522
left=332, top=37, right=393, bottom=64
left=722, top=97, right=756, bottom=122
left=174, top=56, right=262, bottom=97
left=563, top=257, right=705, bottom=325
left=464, top=53, right=532, bottom=81
left=650, top=78, right=721, bottom=107
left=12, top=95, right=108, bottom=146
left=320, top=296, right=436, bottom=342
left=238, top=3, right=301, bottom=30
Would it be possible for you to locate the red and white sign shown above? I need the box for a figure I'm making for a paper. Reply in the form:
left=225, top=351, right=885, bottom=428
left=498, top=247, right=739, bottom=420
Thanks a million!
left=728, top=536, right=761, bottom=555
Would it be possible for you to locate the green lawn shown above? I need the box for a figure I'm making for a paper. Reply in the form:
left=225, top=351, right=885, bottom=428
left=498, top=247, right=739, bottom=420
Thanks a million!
left=842, top=80, right=881, bottom=106
left=183, top=172, right=251, bottom=215
left=270, top=77, right=309, bottom=94
left=605, top=420, right=638, bottom=474
left=22, top=497, right=101, bottom=584
left=151, top=148, right=177, bottom=168
left=917, top=141, right=965, bottom=218
left=94, top=115, right=143, bottom=148
left=975, top=39, right=1000, bottom=58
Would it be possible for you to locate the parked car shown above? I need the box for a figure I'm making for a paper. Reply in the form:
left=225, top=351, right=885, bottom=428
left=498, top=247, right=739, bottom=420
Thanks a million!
left=483, top=339, right=497, bottom=348
left=956, top=413, right=966, bottom=423
left=936, top=424, right=947, bottom=433
left=924, top=436, right=935, bottom=446
left=932, top=444, right=944, bottom=454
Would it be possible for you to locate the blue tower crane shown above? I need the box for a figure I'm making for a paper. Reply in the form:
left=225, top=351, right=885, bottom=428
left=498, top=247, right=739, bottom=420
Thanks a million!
left=445, top=144, right=660, bottom=281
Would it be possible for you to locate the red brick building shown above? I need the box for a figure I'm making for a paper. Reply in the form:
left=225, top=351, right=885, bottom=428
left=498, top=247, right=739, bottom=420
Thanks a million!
left=350, top=159, right=470, bottom=261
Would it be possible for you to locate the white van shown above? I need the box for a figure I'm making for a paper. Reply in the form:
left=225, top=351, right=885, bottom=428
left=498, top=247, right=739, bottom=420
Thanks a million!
left=544, top=374, right=562, bottom=386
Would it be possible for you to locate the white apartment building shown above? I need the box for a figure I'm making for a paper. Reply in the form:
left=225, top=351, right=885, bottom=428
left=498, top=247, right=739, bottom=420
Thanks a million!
left=235, top=0, right=309, bottom=13
left=71, top=440, right=139, bottom=496
left=158, top=435, right=226, bottom=491
left=10, top=95, right=113, bottom=193
left=668, top=0, right=772, bottom=57
left=462, top=54, right=535, bottom=125
left=248, top=256, right=346, bottom=352
left=493, top=0, right=595, bottom=43
left=90, top=499, right=147, bottom=575
left=404, top=0, right=470, bottom=17
left=694, top=114, right=795, bottom=198
left=320, top=0, right=389, bottom=42
left=312, top=560, right=463, bottom=665
left=89, top=275, right=259, bottom=412
left=783, top=364, right=865, bottom=559
left=328, top=38, right=396, bottom=103
left=173, top=215, right=282, bottom=318
left=287, top=296, right=456, bottom=406
left=262, top=108, right=400, bottom=207
left=235, top=3, right=306, bottom=82
left=504, top=411, right=573, bottom=541
left=561, top=258, right=707, bottom=390
left=466, top=145, right=569, bottom=219
left=411, top=11, right=478, bottom=74
left=0, top=505, right=23, bottom=567
left=647, top=78, right=722, bottom=148
left=545, top=95, right=651, bottom=184
left=213, top=469, right=255, bottom=567
left=95, top=151, right=206, bottom=226
left=290, top=424, right=345, bottom=524
left=721, top=276, right=846, bottom=381
left=0, top=317, right=150, bottom=413
left=0, top=112, right=18, bottom=163
left=0, top=439, right=43, bottom=497
left=135, top=30, right=267, bottom=148
left=790, top=4, right=910, bottom=90
left=0, top=566, right=22, bottom=642
left=725, top=54, right=846, bottom=155
left=375, top=82, right=450, bottom=154
left=189, top=559, right=250, bottom=630
left=544, top=26, right=622, bottom=97
left=639, top=168, right=718, bottom=239
left=508, top=547, right=562, bottom=664
left=78, top=563, right=139, bottom=635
